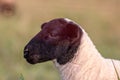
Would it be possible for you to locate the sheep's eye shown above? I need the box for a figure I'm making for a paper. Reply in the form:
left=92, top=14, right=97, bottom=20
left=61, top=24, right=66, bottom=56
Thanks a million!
left=49, top=33, right=58, bottom=38
left=50, top=33, right=56, bottom=37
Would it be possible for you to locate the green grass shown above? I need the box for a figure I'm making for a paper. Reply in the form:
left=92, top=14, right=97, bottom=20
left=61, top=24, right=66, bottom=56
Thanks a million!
left=19, top=74, right=24, bottom=80
left=0, top=0, right=120, bottom=80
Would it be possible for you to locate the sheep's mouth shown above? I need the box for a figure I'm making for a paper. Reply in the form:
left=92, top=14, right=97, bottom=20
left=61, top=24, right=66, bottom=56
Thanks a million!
left=25, top=57, right=54, bottom=64
left=26, top=58, right=37, bottom=64
left=24, top=40, right=57, bottom=64
left=25, top=54, right=40, bottom=64
left=24, top=52, right=55, bottom=64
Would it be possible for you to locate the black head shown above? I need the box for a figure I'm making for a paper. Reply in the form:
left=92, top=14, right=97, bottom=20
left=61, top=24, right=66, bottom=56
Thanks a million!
left=24, top=18, right=83, bottom=65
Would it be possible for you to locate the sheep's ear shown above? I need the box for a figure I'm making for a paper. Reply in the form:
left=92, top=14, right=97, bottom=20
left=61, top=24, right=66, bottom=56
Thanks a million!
left=57, top=23, right=83, bottom=65
left=57, top=22, right=83, bottom=65
left=65, top=22, right=78, bottom=39
left=41, top=22, right=47, bottom=29
left=65, top=22, right=83, bottom=46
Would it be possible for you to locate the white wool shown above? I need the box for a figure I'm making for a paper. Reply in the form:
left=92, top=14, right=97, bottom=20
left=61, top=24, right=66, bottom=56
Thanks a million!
left=53, top=27, right=120, bottom=80
left=64, top=18, right=72, bottom=22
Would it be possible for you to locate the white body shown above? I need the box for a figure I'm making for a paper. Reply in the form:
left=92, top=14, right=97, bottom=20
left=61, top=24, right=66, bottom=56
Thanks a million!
left=54, top=27, right=120, bottom=80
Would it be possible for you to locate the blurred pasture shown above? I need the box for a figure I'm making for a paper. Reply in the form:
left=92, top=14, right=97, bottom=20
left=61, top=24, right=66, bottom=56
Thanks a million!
left=0, top=0, right=120, bottom=80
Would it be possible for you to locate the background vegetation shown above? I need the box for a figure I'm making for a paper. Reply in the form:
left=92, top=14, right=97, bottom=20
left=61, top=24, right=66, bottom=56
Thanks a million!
left=0, top=0, right=120, bottom=80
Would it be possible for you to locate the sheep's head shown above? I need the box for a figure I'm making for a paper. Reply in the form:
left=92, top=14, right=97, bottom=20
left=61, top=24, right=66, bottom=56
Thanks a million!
left=24, top=18, right=83, bottom=65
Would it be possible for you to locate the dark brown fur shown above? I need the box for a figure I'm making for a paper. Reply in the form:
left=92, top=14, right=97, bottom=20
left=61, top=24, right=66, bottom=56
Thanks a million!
left=24, top=18, right=83, bottom=65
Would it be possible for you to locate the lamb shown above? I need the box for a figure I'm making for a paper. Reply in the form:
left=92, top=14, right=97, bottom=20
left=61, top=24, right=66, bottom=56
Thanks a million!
left=24, top=18, right=120, bottom=80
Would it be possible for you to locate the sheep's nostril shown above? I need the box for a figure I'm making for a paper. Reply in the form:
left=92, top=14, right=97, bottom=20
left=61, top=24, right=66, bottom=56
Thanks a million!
left=24, top=48, right=29, bottom=58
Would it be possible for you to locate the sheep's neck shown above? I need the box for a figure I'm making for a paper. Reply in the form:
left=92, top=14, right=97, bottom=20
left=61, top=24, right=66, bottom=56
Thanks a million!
left=54, top=31, right=104, bottom=80
left=71, top=31, right=103, bottom=65
left=54, top=31, right=118, bottom=80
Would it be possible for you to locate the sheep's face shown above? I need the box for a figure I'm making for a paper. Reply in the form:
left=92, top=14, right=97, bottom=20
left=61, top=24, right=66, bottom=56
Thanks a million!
left=24, top=18, right=83, bottom=65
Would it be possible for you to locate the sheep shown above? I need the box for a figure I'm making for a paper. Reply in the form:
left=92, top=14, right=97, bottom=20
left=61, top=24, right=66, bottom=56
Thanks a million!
left=24, top=18, right=120, bottom=80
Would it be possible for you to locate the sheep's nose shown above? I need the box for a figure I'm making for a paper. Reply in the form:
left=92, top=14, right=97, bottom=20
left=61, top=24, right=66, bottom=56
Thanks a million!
left=24, top=48, right=29, bottom=58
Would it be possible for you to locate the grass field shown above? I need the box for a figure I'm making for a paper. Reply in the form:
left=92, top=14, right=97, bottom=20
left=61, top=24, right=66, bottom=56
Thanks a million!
left=0, top=0, right=120, bottom=80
